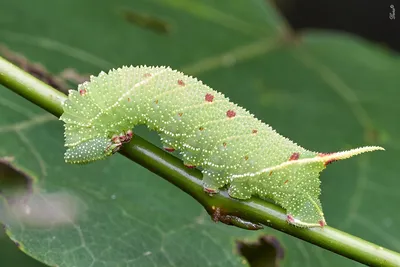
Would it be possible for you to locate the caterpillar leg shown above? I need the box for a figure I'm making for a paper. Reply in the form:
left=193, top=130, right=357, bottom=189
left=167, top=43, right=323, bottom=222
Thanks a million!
left=202, top=173, right=222, bottom=194
left=227, top=180, right=252, bottom=200
left=65, top=137, right=121, bottom=164
left=284, top=193, right=326, bottom=228
left=112, top=129, right=133, bottom=144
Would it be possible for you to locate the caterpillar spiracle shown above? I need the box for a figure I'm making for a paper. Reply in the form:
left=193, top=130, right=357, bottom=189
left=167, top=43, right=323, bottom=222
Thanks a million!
left=60, top=66, right=384, bottom=228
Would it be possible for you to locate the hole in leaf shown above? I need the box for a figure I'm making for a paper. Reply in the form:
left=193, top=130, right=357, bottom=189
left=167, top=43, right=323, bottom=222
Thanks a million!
left=0, top=157, right=33, bottom=205
left=236, top=235, right=284, bottom=267
left=0, top=157, right=84, bottom=228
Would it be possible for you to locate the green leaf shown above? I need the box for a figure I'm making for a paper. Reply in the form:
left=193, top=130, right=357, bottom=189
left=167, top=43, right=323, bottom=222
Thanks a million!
left=0, top=158, right=48, bottom=267
left=0, top=0, right=399, bottom=266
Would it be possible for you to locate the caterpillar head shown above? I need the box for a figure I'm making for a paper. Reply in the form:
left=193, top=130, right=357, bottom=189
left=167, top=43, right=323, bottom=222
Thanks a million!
left=64, top=130, right=134, bottom=164
left=64, top=138, right=121, bottom=164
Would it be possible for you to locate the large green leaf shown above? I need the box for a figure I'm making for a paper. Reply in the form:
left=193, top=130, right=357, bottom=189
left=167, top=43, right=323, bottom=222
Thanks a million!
left=0, top=0, right=399, bottom=266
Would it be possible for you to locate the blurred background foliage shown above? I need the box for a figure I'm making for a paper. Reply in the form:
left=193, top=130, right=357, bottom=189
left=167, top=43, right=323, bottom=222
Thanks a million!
left=0, top=0, right=399, bottom=266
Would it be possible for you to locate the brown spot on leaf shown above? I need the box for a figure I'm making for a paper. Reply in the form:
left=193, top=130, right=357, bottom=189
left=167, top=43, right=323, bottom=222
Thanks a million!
left=269, top=171, right=273, bottom=176
left=244, top=155, right=249, bottom=161
left=177, top=79, right=185, bottom=86
left=199, top=127, right=204, bottom=131
left=223, top=142, right=227, bottom=147
left=252, top=129, right=258, bottom=134
left=364, top=128, right=382, bottom=144
left=127, top=97, right=131, bottom=102
left=177, top=112, right=183, bottom=117
left=144, top=73, right=152, bottom=77
left=154, top=99, right=159, bottom=104
left=120, top=8, right=171, bottom=34
left=226, top=110, right=236, bottom=118
left=205, top=93, right=214, bottom=102
left=284, top=180, right=289, bottom=184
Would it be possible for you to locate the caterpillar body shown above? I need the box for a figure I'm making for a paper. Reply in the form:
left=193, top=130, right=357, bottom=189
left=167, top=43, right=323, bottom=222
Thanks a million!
left=60, top=66, right=383, bottom=228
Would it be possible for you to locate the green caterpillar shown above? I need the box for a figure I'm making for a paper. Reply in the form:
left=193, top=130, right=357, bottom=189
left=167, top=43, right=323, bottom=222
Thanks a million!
left=60, top=66, right=383, bottom=228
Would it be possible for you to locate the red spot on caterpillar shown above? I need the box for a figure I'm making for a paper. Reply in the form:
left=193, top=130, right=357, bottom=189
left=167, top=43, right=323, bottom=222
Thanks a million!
left=244, top=155, right=249, bottom=161
left=184, top=163, right=196, bottom=169
left=226, top=110, right=236, bottom=118
left=126, top=130, right=133, bottom=141
left=252, top=129, right=258, bottom=134
left=107, top=142, right=122, bottom=154
left=111, top=135, right=120, bottom=143
left=79, top=89, right=87, bottom=96
left=319, top=153, right=333, bottom=156
left=205, top=93, right=214, bottom=102
left=284, top=179, right=289, bottom=184
left=119, top=134, right=127, bottom=142
left=177, top=80, right=185, bottom=86
left=289, top=152, right=300, bottom=161
left=287, top=215, right=295, bottom=224
left=319, top=220, right=326, bottom=227
left=164, top=147, right=175, bottom=152
left=178, top=112, right=183, bottom=117
left=324, top=159, right=337, bottom=166
left=144, top=73, right=152, bottom=77
left=117, top=130, right=134, bottom=143
left=204, top=187, right=218, bottom=194
left=318, top=152, right=337, bottom=166
left=269, top=171, right=273, bottom=176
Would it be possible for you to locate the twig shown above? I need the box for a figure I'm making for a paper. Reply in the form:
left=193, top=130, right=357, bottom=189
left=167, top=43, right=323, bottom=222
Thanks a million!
left=1, top=56, right=399, bottom=267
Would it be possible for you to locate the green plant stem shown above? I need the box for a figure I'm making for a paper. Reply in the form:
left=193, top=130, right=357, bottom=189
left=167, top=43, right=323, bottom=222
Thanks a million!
left=1, top=56, right=399, bottom=267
